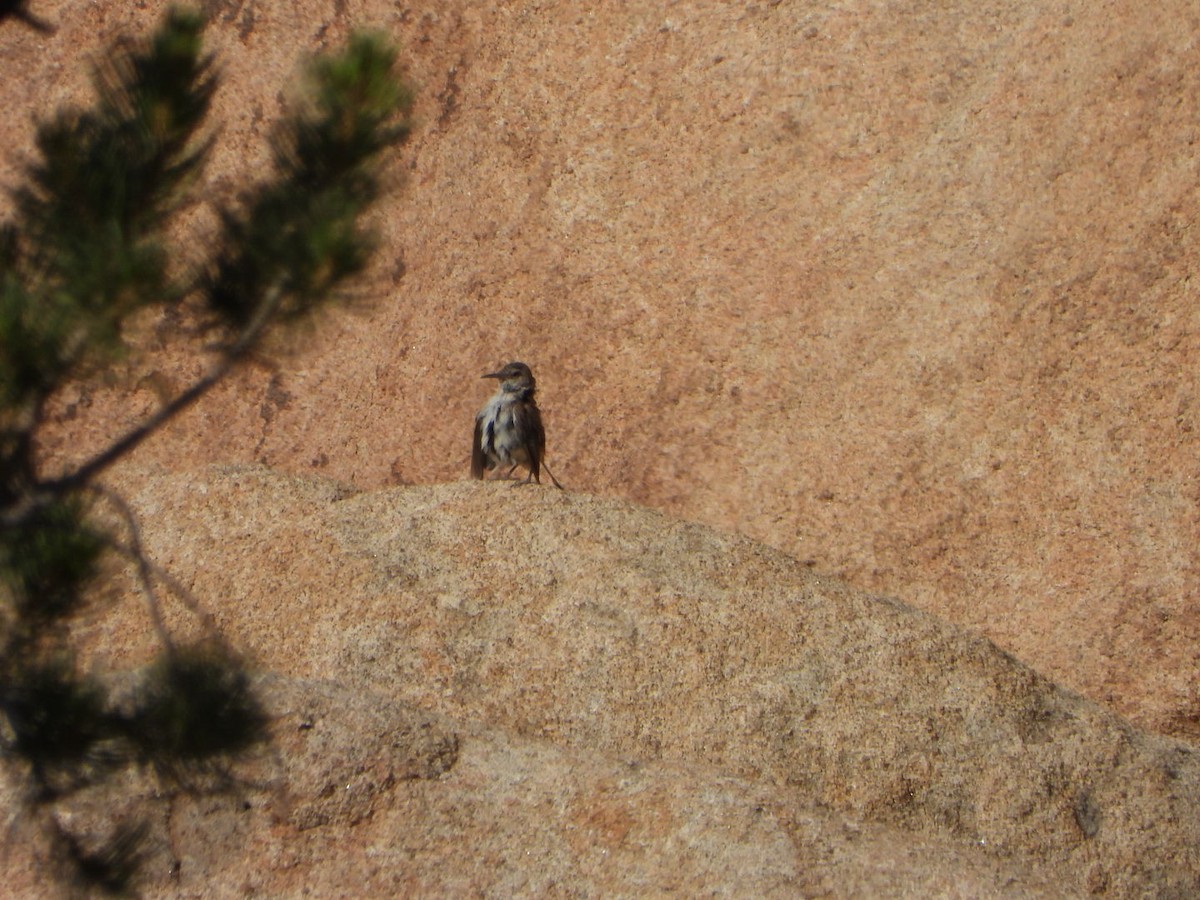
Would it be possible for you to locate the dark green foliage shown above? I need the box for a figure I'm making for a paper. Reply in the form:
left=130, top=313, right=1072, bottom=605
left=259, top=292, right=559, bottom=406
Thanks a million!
left=0, top=240, right=72, bottom=412
left=63, top=819, right=151, bottom=898
left=0, top=496, right=104, bottom=623
left=3, top=656, right=115, bottom=785
left=16, top=6, right=213, bottom=240
left=6, top=8, right=214, bottom=393
left=207, top=31, right=413, bottom=330
left=126, top=642, right=267, bottom=776
left=0, top=6, right=413, bottom=892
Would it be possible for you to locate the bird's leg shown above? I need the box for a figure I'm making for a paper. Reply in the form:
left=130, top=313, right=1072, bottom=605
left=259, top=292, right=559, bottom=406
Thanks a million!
left=512, top=465, right=564, bottom=490
left=541, top=462, right=565, bottom=490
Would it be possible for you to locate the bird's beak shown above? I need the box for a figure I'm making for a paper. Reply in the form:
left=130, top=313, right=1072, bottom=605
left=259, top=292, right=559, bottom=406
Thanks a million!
left=482, top=370, right=503, bottom=379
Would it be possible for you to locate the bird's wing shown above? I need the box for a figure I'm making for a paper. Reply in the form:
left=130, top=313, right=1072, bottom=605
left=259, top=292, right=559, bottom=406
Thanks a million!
left=471, top=415, right=487, bottom=478
left=517, top=402, right=546, bottom=483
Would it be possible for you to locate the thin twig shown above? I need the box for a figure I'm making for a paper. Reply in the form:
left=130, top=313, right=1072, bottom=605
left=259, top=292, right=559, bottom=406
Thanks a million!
left=1, top=285, right=284, bottom=530
left=45, top=284, right=284, bottom=495
left=101, top=534, right=219, bottom=638
left=84, top=484, right=174, bottom=654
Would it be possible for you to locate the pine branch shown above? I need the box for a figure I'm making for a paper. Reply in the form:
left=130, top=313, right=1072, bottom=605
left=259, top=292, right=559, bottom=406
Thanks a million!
left=43, top=283, right=283, bottom=499
left=0, top=11, right=414, bottom=892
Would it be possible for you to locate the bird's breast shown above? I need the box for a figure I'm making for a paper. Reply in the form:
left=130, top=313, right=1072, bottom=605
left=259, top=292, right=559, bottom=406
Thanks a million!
left=477, top=396, right=529, bottom=463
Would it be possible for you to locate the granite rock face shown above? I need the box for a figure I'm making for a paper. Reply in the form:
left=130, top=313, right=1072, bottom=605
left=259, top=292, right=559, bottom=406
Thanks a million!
left=2, top=0, right=1200, bottom=893
left=24, top=466, right=1190, bottom=897
left=0, top=668, right=1056, bottom=898
left=5, top=0, right=1196, bottom=740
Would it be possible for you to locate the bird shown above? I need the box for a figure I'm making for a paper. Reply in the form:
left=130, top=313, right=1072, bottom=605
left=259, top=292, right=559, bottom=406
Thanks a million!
left=471, top=361, right=563, bottom=488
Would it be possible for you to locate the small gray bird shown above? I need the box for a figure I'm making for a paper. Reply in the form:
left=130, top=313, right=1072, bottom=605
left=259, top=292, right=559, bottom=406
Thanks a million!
left=471, top=361, right=563, bottom=488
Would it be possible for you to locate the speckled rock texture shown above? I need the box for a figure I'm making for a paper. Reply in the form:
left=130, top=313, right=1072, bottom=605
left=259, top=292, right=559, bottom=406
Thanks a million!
left=2, top=0, right=1199, bottom=894
left=6, top=0, right=1197, bottom=742
left=15, top=466, right=1189, bottom=897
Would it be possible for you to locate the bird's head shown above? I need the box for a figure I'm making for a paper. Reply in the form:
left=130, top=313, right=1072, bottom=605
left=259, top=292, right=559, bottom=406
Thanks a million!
left=482, top=361, right=536, bottom=393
